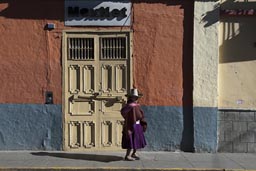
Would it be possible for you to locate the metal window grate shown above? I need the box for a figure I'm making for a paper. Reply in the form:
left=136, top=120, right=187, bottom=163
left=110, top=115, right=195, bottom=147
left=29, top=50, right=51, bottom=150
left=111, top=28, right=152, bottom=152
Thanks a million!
left=101, top=37, right=126, bottom=59
left=68, top=38, right=94, bottom=60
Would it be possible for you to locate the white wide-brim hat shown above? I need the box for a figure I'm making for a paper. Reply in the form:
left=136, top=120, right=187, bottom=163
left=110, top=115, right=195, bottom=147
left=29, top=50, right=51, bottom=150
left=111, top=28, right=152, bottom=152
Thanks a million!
left=125, top=88, right=143, bottom=98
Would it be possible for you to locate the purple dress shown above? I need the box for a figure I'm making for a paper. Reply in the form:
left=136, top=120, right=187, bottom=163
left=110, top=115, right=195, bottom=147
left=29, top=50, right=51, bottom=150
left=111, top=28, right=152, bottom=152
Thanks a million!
left=121, top=102, right=147, bottom=149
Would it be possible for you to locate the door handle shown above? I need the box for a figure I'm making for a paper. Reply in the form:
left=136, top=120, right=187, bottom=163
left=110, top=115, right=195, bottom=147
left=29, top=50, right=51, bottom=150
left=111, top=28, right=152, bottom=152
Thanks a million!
left=70, top=95, right=92, bottom=102
left=116, top=96, right=122, bottom=101
left=93, top=92, right=100, bottom=96
left=72, top=94, right=124, bottom=102
left=95, top=96, right=124, bottom=102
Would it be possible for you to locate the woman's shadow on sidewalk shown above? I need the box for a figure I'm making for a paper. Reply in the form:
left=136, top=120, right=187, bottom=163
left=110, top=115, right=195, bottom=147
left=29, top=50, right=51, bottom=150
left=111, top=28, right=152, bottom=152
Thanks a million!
left=31, top=152, right=123, bottom=163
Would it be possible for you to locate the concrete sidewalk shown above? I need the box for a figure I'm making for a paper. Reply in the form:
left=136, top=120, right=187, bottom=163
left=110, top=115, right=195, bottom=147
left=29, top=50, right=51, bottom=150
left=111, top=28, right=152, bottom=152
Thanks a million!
left=0, top=151, right=255, bottom=171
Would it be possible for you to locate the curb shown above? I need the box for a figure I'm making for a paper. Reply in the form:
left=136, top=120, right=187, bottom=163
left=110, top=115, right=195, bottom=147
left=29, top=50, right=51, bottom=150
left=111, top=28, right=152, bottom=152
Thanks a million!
left=0, top=168, right=255, bottom=171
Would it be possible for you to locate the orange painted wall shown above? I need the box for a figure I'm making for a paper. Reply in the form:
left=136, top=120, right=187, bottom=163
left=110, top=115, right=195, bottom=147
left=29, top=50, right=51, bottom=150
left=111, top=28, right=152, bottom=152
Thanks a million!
left=0, top=0, right=64, bottom=104
left=0, top=0, right=193, bottom=106
left=132, top=1, right=193, bottom=106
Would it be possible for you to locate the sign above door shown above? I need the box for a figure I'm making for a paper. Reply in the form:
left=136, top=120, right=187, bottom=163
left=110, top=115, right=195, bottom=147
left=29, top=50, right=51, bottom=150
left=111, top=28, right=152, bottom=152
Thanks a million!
left=65, top=0, right=131, bottom=26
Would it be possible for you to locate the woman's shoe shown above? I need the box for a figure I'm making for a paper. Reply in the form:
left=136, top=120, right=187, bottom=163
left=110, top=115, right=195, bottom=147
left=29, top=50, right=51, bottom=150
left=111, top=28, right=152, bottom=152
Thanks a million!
left=131, top=153, right=140, bottom=160
left=124, top=156, right=135, bottom=161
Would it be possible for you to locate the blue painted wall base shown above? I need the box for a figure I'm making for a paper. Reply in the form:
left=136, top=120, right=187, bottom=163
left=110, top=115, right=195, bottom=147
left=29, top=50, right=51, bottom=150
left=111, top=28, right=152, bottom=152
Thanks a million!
left=141, top=106, right=184, bottom=151
left=0, top=104, right=62, bottom=150
left=0, top=104, right=217, bottom=152
left=193, top=107, right=218, bottom=152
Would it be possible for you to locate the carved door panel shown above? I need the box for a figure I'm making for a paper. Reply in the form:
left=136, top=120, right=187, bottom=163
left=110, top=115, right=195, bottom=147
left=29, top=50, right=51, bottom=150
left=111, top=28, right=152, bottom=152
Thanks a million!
left=63, top=32, right=131, bottom=151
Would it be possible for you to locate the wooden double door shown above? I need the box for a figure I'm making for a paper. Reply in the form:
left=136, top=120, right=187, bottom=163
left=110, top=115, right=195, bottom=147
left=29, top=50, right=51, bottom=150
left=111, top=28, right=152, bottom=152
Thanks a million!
left=63, top=31, right=132, bottom=151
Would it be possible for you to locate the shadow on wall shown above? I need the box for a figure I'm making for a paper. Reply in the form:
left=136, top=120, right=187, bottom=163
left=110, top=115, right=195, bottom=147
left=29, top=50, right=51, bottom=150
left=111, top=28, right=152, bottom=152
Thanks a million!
left=0, top=0, right=65, bottom=20
left=1, top=0, right=195, bottom=152
left=201, top=0, right=256, bottom=63
left=0, top=0, right=128, bottom=21
left=220, top=17, right=256, bottom=63
left=179, top=0, right=194, bottom=152
left=0, top=0, right=192, bottom=20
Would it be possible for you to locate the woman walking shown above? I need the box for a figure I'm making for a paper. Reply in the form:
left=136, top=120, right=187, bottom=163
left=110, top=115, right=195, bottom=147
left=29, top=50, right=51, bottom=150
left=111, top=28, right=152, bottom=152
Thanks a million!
left=121, top=88, right=147, bottom=161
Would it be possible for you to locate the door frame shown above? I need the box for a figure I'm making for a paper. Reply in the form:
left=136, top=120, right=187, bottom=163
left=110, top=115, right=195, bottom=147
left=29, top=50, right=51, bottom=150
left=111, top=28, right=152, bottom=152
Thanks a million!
left=61, top=29, right=133, bottom=151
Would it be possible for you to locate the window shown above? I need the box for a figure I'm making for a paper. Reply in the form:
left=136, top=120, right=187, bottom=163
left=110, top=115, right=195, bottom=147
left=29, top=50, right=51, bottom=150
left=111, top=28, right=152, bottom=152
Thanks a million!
left=68, top=38, right=94, bottom=60
left=100, top=37, right=126, bottom=59
left=67, top=36, right=127, bottom=61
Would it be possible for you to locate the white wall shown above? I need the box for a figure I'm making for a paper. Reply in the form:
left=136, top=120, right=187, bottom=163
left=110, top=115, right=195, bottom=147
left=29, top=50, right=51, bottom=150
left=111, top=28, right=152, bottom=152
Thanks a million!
left=193, top=1, right=219, bottom=108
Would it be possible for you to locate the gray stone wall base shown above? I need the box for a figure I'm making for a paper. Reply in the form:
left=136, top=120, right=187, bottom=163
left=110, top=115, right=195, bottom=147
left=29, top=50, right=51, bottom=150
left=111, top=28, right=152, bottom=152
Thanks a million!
left=218, top=110, right=256, bottom=153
